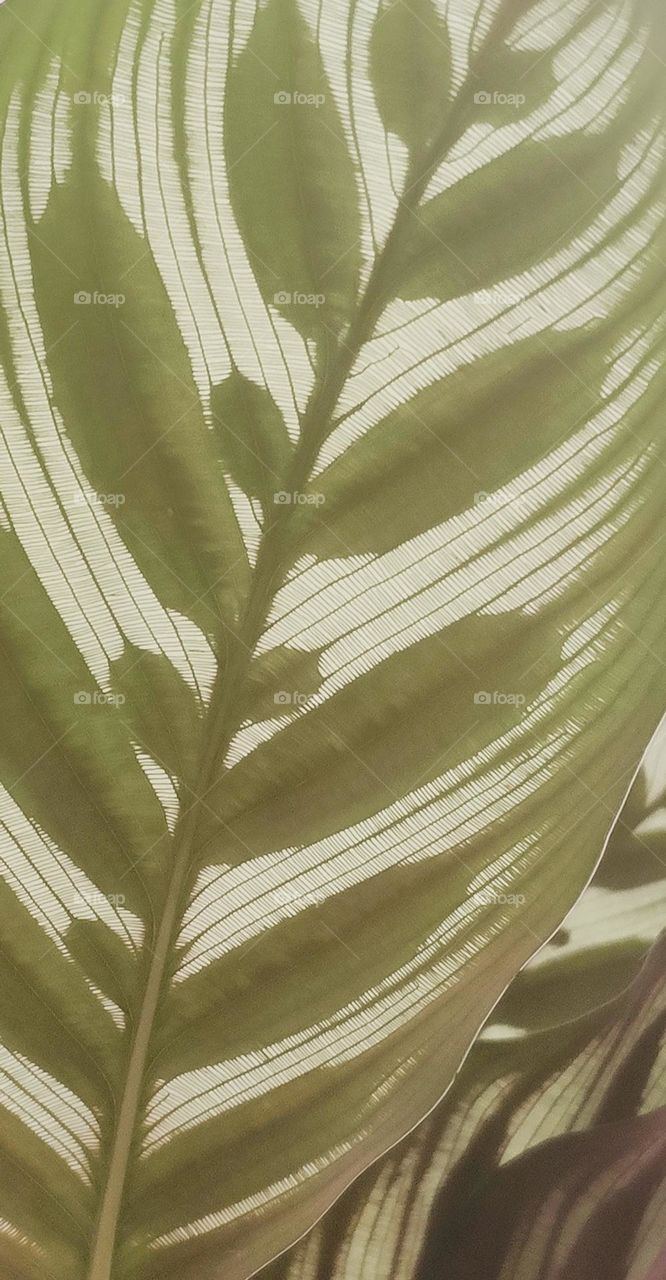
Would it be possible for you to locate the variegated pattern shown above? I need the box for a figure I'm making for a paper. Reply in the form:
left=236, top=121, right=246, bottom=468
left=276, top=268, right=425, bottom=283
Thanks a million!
left=0, top=0, right=664, bottom=1277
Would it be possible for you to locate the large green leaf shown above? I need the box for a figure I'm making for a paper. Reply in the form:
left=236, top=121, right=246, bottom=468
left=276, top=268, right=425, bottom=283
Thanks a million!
left=0, top=1, right=664, bottom=1278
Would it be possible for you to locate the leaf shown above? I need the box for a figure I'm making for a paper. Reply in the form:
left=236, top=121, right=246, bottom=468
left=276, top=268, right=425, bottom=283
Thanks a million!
left=0, top=1, right=664, bottom=1279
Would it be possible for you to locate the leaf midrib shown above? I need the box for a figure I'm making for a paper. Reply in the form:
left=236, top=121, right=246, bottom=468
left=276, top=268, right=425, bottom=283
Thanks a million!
left=86, top=37, right=499, bottom=1274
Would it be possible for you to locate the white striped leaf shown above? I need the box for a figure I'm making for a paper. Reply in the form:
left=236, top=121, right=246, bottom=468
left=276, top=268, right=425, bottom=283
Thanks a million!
left=0, top=1, right=664, bottom=1279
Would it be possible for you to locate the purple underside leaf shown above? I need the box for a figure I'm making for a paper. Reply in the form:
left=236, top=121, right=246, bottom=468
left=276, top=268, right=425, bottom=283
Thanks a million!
left=443, top=1107, right=666, bottom=1280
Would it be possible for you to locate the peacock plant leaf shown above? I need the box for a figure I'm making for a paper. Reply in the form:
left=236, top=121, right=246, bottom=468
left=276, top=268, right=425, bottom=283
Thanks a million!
left=0, top=0, right=664, bottom=1278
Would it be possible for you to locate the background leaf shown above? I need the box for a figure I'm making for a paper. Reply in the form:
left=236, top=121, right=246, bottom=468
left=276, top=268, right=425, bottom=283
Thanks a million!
left=261, top=739, right=666, bottom=1280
